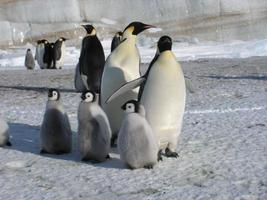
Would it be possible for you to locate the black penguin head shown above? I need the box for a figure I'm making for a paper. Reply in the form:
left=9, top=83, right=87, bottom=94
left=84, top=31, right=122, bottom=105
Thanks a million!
left=81, top=90, right=96, bottom=103
left=123, top=22, right=156, bottom=35
left=36, top=40, right=42, bottom=44
left=158, top=36, right=172, bottom=53
left=48, top=88, right=60, bottom=101
left=27, top=48, right=31, bottom=52
left=116, top=31, right=123, bottom=37
left=82, top=24, right=96, bottom=35
left=121, top=100, right=140, bottom=113
left=41, top=39, right=49, bottom=44
left=58, top=37, right=67, bottom=42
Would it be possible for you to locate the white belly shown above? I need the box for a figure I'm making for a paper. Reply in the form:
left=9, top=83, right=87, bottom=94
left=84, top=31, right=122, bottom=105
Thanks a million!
left=140, top=54, right=186, bottom=148
left=56, top=43, right=65, bottom=68
left=101, top=46, right=140, bottom=134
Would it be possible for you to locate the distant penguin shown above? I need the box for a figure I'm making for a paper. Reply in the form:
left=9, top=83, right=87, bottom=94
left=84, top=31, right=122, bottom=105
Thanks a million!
left=78, top=91, right=111, bottom=162
left=111, top=31, right=123, bottom=52
left=35, top=39, right=45, bottom=69
left=101, top=22, right=155, bottom=145
left=52, top=37, right=67, bottom=69
left=40, top=89, right=72, bottom=154
left=43, top=41, right=53, bottom=69
left=74, top=25, right=105, bottom=93
left=0, top=118, right=11, bottom=147
left=118, top=100, right=159, bottom=169
left=106, top=36, right=186, bottom=157
left=24, top=48, right=35, bottom=70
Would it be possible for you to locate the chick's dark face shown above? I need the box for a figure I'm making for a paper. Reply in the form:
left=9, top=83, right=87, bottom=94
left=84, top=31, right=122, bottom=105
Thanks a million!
left=82, top=25, right=95, bottom=35
left=158, top=35, right=172, bottom=53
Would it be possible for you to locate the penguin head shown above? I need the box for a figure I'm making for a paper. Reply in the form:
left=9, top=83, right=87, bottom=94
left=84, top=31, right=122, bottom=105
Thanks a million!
left=123, top=22, right=155, bottom=36
left=48, top=89, right=60, bottom=101
left=58, top=37, right=67, bottom=42
left=82, top=24, right=96, bottom=36
left=116, top=31, right=123, bottom=38
left=27, top=48, right=31, bottom=52
left=41, top=39, right=49, bottom=44
left=81, top=91, right=96, bottom=103
left=121, top=100, right=140, bottom=113
left=36, top=40, right=42, bottom=44
left=158, top=35, right=172, bottom=53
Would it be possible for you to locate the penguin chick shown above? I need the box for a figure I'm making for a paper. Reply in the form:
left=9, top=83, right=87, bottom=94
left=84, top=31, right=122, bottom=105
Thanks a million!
left=78, top=91, right=111, bottom=162
left=118, top=100, right=159, bottom=169
left=25, top=48, right=35, bottom=70
left=0, top=118, right=11, bottom=147
left=40, top=89, right=72, bottom=154
left=111, top=31, right=123, bottom=52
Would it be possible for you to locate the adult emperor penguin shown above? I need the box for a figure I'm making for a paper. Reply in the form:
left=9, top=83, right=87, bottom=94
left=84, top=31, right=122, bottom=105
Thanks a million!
left=78, top=91, right=111, bottom=162
left=101, top=22, right=155, bottom=145
left=106, top=36, right=186, bottom=157
left=52, top=37, right=67, bottom=69
left=111, top=31, right=123, bottom=52
left=74, top=25, right=105, bottom=93
left=0, top=118, right=11, bottom=147
left=35, top=39, right=45, bottom=69
left=40, top=89, right=72, bottom=154
left=118, top=100, right=159, bottom=169
left=25, top=48, right=35, bottom=70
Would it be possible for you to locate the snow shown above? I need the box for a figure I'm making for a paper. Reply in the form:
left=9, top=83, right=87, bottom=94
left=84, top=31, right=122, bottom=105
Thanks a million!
left=0, top=56, right=266, bottom=199
left=1, top=39, right=267, bottom=69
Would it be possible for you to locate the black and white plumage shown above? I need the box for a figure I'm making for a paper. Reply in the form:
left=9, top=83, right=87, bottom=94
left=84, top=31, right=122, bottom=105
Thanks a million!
left=52, top=37, right=67, bottom=69
left=40, top=89, right=72, bottom=154
left=118, top=100, right=159, bottom=169
left=101, top=22, right=155, bottom=143
left=74, top=25, right=105, bottom=93
left=78, top=91, right=111, bottom=162
left=106, top=36, right=186, bottom=158
left=111, top=31, right=123, bottom=52
left=0, top=118, right=11, bottom=147
left=24, top=48, right=35, bottom=70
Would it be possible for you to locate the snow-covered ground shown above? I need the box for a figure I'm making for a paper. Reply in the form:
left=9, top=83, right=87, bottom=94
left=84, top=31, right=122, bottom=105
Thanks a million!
left=1, top=38, right=267, bottom=69
left=0, top=55, right=266, bottom=199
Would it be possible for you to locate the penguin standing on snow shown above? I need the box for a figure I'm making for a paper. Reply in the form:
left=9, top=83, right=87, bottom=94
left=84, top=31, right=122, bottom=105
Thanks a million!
left=106, top=36, right=186, bottom=157
left=74, top=25, right=105, bottom=93
left=118, top=100, right=159, bottom=169
left=78, top=91, right=111, bottom=162
left=101, top=22, right=155, bottom=145
left=40, top=89, right=72, bottom=154
left=35, top=39, right=45, bottom=69
left=52, top=37, right=67, bottom=69
left=43, top=41, right=53, bottom=69
left=111, top=31, right=123, bottom=52
left=25, top=48, right=35, bottom=70
left=0, top=118, right=11, bottom=147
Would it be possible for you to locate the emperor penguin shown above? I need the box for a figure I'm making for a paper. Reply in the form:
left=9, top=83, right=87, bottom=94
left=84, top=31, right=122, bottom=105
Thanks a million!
left=78, top=91, right=111, bottom=162
left=118, top=100, right=159, bottom=169
left=0, top=118, right=11, bottom=147
left=40, top=89, right=72, bottom=154
left=101, top=22, right=155, bottom=145
left=74, top=25, right=105, bottom=93
left=24, top=48, right=35, bottom=70
left=111, top=31, right=123, bottom=52
left=52, top=37, right=67, bottom=69
left=35, top=39, right=45, bottom=69
left=106, top=36, right=186, bottom=157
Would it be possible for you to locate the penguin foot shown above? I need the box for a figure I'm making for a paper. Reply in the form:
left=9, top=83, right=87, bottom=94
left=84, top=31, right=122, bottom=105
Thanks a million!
left=40, top=149, right=49, bottom=154
left=157, top=150, right=163, bottom=162
left=6, top=141, right=12, bottom=146
left=165, top=148, right=179, bottom=158
left=144, top=165, right=154, bottom=169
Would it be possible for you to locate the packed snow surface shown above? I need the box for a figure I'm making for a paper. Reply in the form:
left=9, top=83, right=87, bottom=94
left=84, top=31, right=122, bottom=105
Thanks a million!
left=0, top=56, right=266, bottom=199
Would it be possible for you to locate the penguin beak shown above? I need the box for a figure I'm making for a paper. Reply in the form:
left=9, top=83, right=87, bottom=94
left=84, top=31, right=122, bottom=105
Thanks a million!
left=143, top=24, right=156, bottom=30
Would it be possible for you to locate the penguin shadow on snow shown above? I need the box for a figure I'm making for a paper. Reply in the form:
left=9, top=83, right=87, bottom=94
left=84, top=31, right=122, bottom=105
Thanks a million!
left=200, top=75, right=267, bottom=81
left=7, top=122, right=125, bottom=168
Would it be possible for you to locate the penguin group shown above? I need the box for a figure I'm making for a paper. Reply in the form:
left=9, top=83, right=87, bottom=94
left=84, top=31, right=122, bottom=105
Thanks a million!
left=24, top=37, right=67, bottom=70
left=3, top=21, right=187, bottom=170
